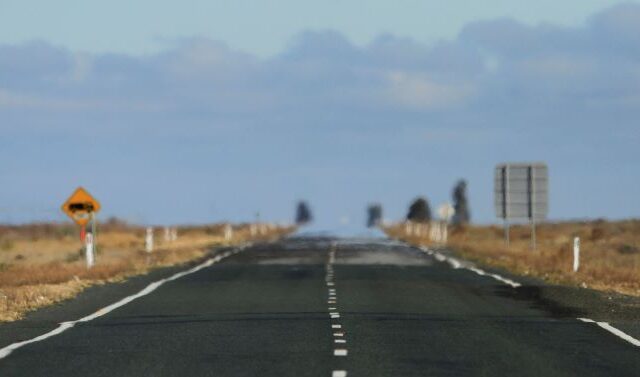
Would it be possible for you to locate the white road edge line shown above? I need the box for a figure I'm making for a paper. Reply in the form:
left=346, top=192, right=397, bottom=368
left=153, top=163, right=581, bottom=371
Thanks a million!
left=420, top=247, right=521, bottom=288
left=0, top=246, right=248, bottom=360
left=577, top=318, right=640, bottom=347
left=332, top=370, right=347, bottom=377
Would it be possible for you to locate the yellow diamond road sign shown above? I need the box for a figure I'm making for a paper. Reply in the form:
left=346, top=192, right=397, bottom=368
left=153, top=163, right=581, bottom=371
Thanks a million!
left=61, top=187, right=101, bottom=226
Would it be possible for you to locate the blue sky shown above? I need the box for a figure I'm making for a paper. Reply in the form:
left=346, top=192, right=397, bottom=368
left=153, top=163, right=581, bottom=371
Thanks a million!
left=1, top=2, right=639, bottom=230
left=1, top=0, right=635, bottom=56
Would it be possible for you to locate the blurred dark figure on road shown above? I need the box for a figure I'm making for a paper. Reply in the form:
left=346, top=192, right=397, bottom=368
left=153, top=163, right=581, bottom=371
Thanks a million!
left=406, top=197, right=431, bottom=223
left=367, top=204, right=383, bottom=228
left=452, top=180, right=471, bottom=225
left=295, top=201, right=313, bottom=225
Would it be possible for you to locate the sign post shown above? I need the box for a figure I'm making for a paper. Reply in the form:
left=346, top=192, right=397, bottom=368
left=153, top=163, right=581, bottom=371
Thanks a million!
left=495, top=163, right=548, bottom=250
left=61, top=187, right=101, bottom=268
left=85, top=232, right=95, bottom=268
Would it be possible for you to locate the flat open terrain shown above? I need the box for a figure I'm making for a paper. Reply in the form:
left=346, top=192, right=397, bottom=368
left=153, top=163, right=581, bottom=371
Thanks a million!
left=0, top=236, right=639, bottom=376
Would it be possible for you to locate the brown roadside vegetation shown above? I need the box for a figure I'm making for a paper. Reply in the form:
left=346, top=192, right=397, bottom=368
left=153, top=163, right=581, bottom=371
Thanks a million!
left=383, top=220, right=640, bottom=297
left=0, top=219, right=295, bottom=322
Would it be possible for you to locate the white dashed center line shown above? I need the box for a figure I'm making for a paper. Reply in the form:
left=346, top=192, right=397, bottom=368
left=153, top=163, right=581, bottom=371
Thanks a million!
left=334, top=349, right=348, bottom=356
left=326, top=242, right=349, bottom=376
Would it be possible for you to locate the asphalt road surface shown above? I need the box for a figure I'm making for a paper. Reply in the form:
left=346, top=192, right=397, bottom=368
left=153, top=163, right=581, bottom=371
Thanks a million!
left=1, top=236, right=639, bottom=376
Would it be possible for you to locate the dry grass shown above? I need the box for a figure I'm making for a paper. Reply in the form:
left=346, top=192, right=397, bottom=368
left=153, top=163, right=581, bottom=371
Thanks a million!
left=383, top=220, right=640, bottom=296
left=0, top=221, right=295, bottom=321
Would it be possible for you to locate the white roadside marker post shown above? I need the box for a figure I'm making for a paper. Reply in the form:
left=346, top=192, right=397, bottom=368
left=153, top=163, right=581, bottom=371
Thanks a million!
left=145, top=227, right=154, bottom=253
left=441, top=221, right=448, bottom=244
left=430, top=222, right=442, bottom=243
left=171, top=227, right=178, bottom=241
left=224, top=224, right=233, bottom=242
left=437, top=203, right=454, bottom=245
left=85, top=232, right=95, bottom=268
left=573, top=237, right=580, bottom=272
left=164, top=227, right=171, bottom=242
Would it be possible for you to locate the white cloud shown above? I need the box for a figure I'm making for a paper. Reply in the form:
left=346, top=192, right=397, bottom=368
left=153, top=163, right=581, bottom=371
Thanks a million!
left=383, top=71, right=475, bottom=110
left=1, top=4, right=639, bottom=117
left=0, top=90, right=78, bottom=110
left=0, top=89, right=161, bottom=112
left=159, top=38, right=258, bottom=82
left=519, top=55, right=596, bottom=77
left=69, top=52, right=93, bottom=83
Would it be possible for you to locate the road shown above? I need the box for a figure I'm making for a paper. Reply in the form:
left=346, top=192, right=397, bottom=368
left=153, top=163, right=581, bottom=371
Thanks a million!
left=1, top=236, right=639, bottom=376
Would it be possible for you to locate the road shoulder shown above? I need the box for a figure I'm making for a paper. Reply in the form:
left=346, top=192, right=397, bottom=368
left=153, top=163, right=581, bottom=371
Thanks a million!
left=424, top=245, right=640, bottom=345
left=0, top=246, right=238, bottom=349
